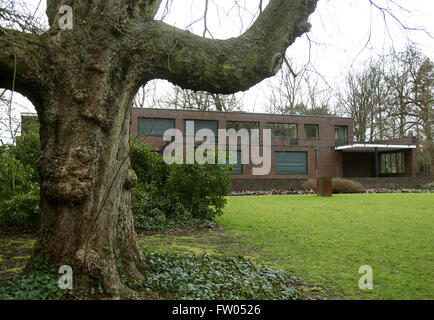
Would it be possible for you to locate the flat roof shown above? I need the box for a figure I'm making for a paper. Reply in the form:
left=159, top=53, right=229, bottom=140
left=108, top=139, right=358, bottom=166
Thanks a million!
left=335, top=143, right=416, bottom=152
left=134, top=107, right=353, bottom=120
left=23, top=109, right=353, bottom=120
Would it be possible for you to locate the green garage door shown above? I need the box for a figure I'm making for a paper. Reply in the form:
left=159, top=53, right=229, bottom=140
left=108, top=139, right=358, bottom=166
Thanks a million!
left=275, top=151, right=307, bottom=174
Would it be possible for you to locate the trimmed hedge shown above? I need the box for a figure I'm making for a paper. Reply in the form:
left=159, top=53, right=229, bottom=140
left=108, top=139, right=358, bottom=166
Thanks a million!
left=301, top=178, right=365, bottom=193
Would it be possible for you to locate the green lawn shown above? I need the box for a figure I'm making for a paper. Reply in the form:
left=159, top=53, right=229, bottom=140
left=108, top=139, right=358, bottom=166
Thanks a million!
left=140, top=193, right=434, bottom=299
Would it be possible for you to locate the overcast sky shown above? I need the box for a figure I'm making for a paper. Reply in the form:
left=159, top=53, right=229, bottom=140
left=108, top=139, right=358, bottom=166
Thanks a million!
left=150, top=0, right=434, bottom=112
left=138, top=0, right=434, bottom=112
left=1, top=0, right=433, bottom=141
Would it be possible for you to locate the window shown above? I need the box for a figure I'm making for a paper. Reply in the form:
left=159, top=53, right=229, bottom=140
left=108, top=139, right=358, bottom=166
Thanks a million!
left=380, top=152, right=405, bottom=174
left=304, top=124, right=319, bottom=140
left=184, top=119, right=218, bottom=137
left=334, top=125, right=348, bottom=146
left=138, top=118, right=175, bottom=136
left=267, top=123, right=298, bottom=144
left=274, top=151, right=307, bottom=174
left=218, top=150, right=243, bottom=175
left=226, top=121, right=259, bottom=134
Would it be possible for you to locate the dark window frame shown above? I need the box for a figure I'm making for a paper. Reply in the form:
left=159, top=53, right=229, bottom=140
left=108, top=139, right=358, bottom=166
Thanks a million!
left=267, top=122, right=298, bottom=144
left=334, top=125, right=348, bottom=146
left=138, top=117, right=175, bottom=137
left=380, top=151, right=405, bottom=174
left=226, top=121, right=260, bottom=134
left=304, top=124, right=319, bottom=141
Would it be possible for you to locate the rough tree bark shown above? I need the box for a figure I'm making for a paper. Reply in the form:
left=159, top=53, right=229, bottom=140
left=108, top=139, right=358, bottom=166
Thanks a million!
left=0, top=0, right=317, bottom=296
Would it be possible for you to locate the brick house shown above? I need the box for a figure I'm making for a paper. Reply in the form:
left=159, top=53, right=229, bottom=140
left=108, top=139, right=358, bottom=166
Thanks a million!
left=131, top=108, right=419, bottom=190
left=21, top=109, right=423, bottom=190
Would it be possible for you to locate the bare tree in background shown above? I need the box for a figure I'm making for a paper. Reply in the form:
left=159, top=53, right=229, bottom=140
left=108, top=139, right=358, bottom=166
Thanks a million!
left=337, top=58, right=390, bottom=142
left=155, top=86, right=244, bottom=112
left=133, top=81, right=244, bottom=111
left=392, top=47, right=433, bottom=172
left=0, top=88, right=21, bottom=144
left=378, top=46, right=433, bottom=172
left=265, top=0, right=433, bottom=120
left=266, top=59, right=333, bottom=116
left=338, top=46, right=433, bottom=171
left=414, top=58, right=434, bottom=173
left=132, top=82, right=158, bottom=109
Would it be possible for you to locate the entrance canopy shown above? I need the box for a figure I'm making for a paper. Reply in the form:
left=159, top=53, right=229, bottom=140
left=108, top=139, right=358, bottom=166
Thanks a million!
left=335, top=143, right=416, bottom=152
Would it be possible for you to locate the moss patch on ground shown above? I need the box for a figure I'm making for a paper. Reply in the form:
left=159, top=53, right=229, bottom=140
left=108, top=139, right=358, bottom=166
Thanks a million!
left=0, top=234, right=36, bottom=281
left=138, top=227, right=262, bottom=261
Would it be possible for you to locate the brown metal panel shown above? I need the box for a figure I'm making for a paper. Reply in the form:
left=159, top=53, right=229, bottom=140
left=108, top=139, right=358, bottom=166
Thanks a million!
left=317, top=176, right=332, bottom=196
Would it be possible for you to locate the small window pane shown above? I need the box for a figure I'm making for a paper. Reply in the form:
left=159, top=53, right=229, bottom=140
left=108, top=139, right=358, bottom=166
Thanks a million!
left=396, top=153, right=401, bottom=174
left=226, top=121, right=259, bottom=133
left=304, top=124, right=319, bottom=140
left=381, top=154, right=386, bottom=174
left=267, top=123, right=297, bottom=141
left=381, top=152, right=405, bottom=175
left=334, top=126, right=348, bottom=146
left=184, top=120, right=218, bottom=136
left=391, top=153, right=397, bottom=173
left=139, top=118, right=175, bottom=136
left=397, top=152, right=405, bottom=173
left=385, top=154, right=390, bottom=173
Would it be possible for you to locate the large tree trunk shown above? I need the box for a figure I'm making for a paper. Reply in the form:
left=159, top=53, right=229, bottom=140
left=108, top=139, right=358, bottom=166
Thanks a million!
left=29, top=64, right=145, bottom=296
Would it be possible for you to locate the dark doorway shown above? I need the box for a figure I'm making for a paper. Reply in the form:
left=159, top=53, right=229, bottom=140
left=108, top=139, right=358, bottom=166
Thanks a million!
left=343, top=152, right=376, bottom=177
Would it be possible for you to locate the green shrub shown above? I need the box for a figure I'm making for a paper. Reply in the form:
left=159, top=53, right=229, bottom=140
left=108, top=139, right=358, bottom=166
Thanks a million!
left=165, top=163, right=232, bottom=220
left=132, top=183, right=170, bottom=230
left=0, top=147, right=40, bottom=232
left=130, top=138, right=169, bottom=188
left=130, top=141, right=232, bottom=230
left=0, top=150, right=36, bottom=197
left=14, top=132, right=41, bottom=182
left=301, top=178, right=365, bottom=193
left=0, top=184, right=40, bottom=232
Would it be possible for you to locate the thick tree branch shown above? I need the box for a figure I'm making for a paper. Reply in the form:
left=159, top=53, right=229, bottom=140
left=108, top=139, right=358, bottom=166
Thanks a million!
left=46, top=0, right=164, bottom=27
left=0, top=26, right=45, bottom=106
left=132, top=0, right=317, bottom=94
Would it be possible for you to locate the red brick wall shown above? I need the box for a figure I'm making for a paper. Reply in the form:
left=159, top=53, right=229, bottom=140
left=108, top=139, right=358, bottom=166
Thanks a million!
left=131, top=108, right=353, bottom=179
